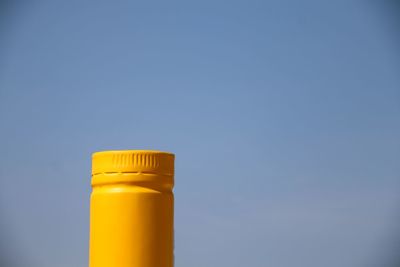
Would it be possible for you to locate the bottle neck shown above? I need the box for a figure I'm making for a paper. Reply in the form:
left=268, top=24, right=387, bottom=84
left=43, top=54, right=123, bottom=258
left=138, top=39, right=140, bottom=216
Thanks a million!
left=92, top=172, right=174, bottom=192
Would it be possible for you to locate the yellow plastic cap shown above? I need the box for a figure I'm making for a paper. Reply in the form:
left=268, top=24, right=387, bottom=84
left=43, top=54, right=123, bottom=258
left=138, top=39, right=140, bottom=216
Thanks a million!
left=92, top=150, right=174, bottom=176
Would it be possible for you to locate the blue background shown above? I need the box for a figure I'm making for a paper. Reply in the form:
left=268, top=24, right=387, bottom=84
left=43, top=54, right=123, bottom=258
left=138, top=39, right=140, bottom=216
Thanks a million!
left=0, top=1, right=399, bottom=266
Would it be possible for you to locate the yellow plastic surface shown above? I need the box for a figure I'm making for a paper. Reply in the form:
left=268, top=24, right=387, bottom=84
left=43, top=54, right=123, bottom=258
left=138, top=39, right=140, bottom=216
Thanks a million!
left=89, top=150, right=175, bottom=267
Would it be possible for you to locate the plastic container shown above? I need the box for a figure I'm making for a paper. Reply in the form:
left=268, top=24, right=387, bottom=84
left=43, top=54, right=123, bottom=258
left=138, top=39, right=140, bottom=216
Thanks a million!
left=89, top=150, right=175, bottom=267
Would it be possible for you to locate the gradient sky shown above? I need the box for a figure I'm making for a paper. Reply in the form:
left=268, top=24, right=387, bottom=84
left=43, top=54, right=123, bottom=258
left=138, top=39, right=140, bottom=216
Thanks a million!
left=0, top=1, right=399, bottom=267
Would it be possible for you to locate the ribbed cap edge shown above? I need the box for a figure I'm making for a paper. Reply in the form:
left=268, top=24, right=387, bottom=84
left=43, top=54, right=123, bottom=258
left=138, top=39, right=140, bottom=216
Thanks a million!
left=92, top=150, right=174, bottom=176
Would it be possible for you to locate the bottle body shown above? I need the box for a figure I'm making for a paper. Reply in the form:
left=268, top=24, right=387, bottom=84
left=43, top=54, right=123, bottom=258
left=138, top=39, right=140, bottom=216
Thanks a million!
left=89, top=151, right=174, bottom=267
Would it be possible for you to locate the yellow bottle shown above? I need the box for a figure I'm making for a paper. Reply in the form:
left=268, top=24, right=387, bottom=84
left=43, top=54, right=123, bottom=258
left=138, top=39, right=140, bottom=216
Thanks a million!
left=89, top=150, right=175, bottom=267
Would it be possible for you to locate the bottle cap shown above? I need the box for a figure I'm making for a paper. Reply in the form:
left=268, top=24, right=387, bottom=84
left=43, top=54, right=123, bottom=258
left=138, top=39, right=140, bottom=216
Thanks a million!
left=92, top=150, right=174, bottom=176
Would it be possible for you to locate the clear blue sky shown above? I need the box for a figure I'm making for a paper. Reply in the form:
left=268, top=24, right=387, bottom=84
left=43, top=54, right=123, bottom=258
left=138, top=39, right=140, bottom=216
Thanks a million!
left=0, top=1, right=399, bottom=267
